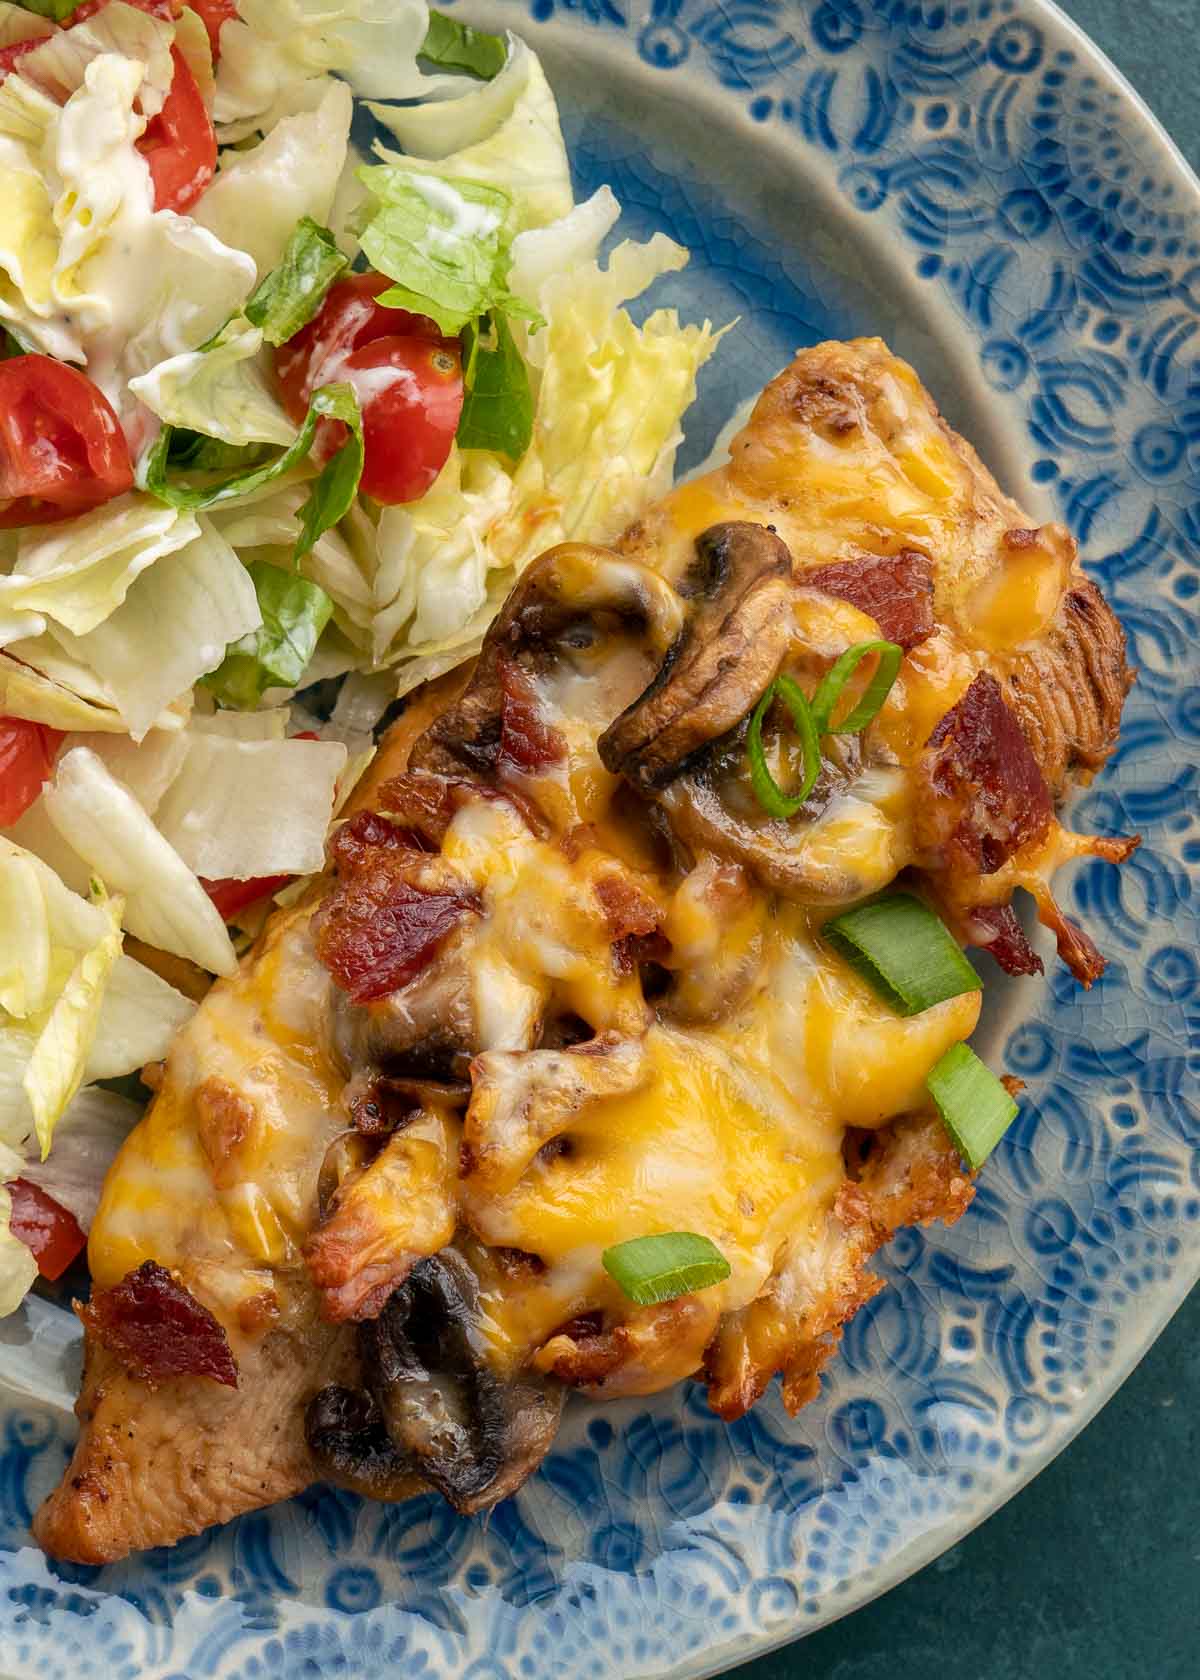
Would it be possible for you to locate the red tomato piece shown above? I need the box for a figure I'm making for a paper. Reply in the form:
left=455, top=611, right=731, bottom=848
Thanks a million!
left=137, top=45, right=216, bottom=213
left=187, top=0, right=238, bottom=58
left=275, top=272, right=447, bottom=422
left=0, top=717, right=64, bottom=826
left=6, top=1179, right=86, bottom=1282
left=201, top=874, right=293, bottom=920
left=0, top=37, right=41, bottom=76
left=0, top=355, right=134, bottom=529
left=312, top=337, right=464, bottom=505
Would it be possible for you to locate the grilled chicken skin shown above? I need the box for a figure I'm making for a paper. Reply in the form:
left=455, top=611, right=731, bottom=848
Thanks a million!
left=36, top=339, right=1132, bottom=1562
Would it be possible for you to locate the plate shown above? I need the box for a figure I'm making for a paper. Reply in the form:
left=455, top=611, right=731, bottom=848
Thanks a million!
left=3, top=3, right=1199, bottom=1676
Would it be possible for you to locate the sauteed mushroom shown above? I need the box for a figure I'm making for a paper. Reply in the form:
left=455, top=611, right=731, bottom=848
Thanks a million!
left=306, top=1251, right=564, bottom=1513
left=597, top=522, right=796, bottom=788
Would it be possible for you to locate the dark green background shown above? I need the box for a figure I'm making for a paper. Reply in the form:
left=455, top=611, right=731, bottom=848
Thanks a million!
left=732, top=4, right=1200, bottom=1676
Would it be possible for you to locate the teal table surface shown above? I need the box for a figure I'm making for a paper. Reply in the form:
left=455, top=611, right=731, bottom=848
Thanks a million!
left=731, top=3, right=1200, bottom=1677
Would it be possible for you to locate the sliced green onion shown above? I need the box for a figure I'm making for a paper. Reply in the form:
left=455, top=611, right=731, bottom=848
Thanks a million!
left=808, top=638, right=903, bottom=735
left=926, top=1042, right=1018, bottom=1170
left=746, top=673, right=822, bottom=819
left=602, top=1232, right=731, bottom=1306
left=823, top=892, right=982, bottom=1016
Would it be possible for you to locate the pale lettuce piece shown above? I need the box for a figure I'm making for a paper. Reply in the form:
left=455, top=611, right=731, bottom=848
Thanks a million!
left=370, top=42, right=572, bottom=234
left=0, top=850, right=51, bottom=1019
left=0, top=78, right=78, bottom=361
left=373, top=447, right=514, bottom=658
left=130, top=321, right=297, bottom=450
left=175, top=6, right=216, bottom=111
left=0, top=843, right=127, bottom=1159
left=191, top=706, right=290, bottom=741
left=19, top=1084, right=141, bottom=1232
left=153, top=733, right=346, bottom=879
left=0, top=606, right=46, bottom=646
left=213, top=0, right=453, bottom=139
left=85, top=952, right=194, bottom=1078
left=60, top=730, right=190, bottom=815
left=196, top=80, right=353, bottom=275
left=508, top=186, right=621, bottom=362
left=19, top=3, right=176, bottom=117
left=41, top=747, right=237, bottom=976
left=0, top=1186, right=37, bottom=1318
left=24, top=887, right=123, bottom=1157
left=0, top=5, right=53, bottom=51
left=1, top=497, right=201, bottom=639
left=3, top=801, right=93, bottom=899
left=0, top=636, right=187, bottom=736
left=50, top=519, right=263, bottom=739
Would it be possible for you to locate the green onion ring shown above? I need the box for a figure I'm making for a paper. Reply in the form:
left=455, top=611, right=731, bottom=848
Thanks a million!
left=808, top=638, right=903, bottom=735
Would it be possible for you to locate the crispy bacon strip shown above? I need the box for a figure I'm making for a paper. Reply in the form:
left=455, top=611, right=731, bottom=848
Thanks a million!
left=497, top=654, right=566, bottom=773
left=318, top=821, right=480, bottom=1004
left=78, top=1261, right=238, bottom=1390
left=802, top=549, right=935, bottom=650
left=918, top=671, right=1053, bottom=875
left=966, top=903, right=1044, bottom=978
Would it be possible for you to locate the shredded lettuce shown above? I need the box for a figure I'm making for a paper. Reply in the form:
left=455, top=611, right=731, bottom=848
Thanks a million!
left=1, top=497, right=202, bottom=639
left=244, top=216, right=349, bottom=347
left=204, top=560, right=333, bottom=708
left=0, top=634, right=188, bottom=736
left=41, top=747, right=238, bottom=975
left=24, top=882, right=123, bottom=1158
left=153, top=732, right=347, bottom=878
left=369, top=40, right=572, bottom=234
left=51, top=519, right=263, bottom=740
left=145, top=382, right=364, bottom=564
left=18, top=3, right=176, bottom=116
left=357, top=166, right=536, bottom=337
left=195, top=80, right=353, bottom=276
left=130, top=320, right=298, bottom=451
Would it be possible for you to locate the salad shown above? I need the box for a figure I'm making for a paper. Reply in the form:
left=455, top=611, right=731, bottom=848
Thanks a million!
left=0, top=0, right=721, bottom=1316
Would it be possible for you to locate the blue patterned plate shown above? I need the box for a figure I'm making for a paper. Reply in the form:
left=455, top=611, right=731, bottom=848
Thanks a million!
left=3, top=2, right=1198, bottom=1675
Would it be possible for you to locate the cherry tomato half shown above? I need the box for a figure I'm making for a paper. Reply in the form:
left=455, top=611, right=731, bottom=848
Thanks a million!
left=315, top=336, right=464, bottom=505
left=0, top=717, right=64, bottom=826
left=276, top=272, right=446, bottom=421
left=5, top=1179, right=86, bottom=1281
left=275, top=275, right=463, bottom=506
left=187, top=0, right=239, bottom=59
left=137, top=45, right=216, bottom=214
left=0, top=355, right=134, bottom=529
left=201, top=874, right=293, bottom=920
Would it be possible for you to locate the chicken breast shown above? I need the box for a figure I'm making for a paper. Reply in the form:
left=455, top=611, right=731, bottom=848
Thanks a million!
left=35, top=339, right=1133, bottom=1563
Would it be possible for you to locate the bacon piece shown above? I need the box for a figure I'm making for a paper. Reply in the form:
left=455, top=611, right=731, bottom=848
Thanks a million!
left=497, top=655, right=565, bottom=773
left=1034, top=893, right=1107, bottom=988
left=966, top=903, right=1044, bottom=978
left=78, top=1261, right=238, bottom=1390
left=918, top=671, right=1053, bottom=875
left=803, top=549, right=935, bottom=649
left=317, top=843, right=480, bottom=1005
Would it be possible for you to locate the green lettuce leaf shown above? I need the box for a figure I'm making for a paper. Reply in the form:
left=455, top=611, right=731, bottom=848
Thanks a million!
left=204, top=560, right=333, bottom=708
left=419, top=8, right=506, bottom=79
left=457, top=312, right=533, bottom=459
left=145, top=382, right=364, bottom=562
left=130, top=320, right=297, bottom=451
left=10, top=0, right=75, bottom=25
left=244, top=216, right=349, bottom=347
left=357, top=165, right=537, bottom=337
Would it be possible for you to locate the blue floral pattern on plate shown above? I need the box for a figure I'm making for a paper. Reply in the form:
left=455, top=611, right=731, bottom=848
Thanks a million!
left=3, top=2, right=1198, bottom=1674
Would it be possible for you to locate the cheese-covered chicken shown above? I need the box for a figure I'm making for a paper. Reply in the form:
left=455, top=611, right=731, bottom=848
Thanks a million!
left=35, top=340, right=1133, bottom=1562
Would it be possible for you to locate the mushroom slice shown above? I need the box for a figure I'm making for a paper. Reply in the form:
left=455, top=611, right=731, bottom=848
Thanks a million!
left=410, top=543, right=686, bottom=781
left=597, top=521, right=797, bottom=789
